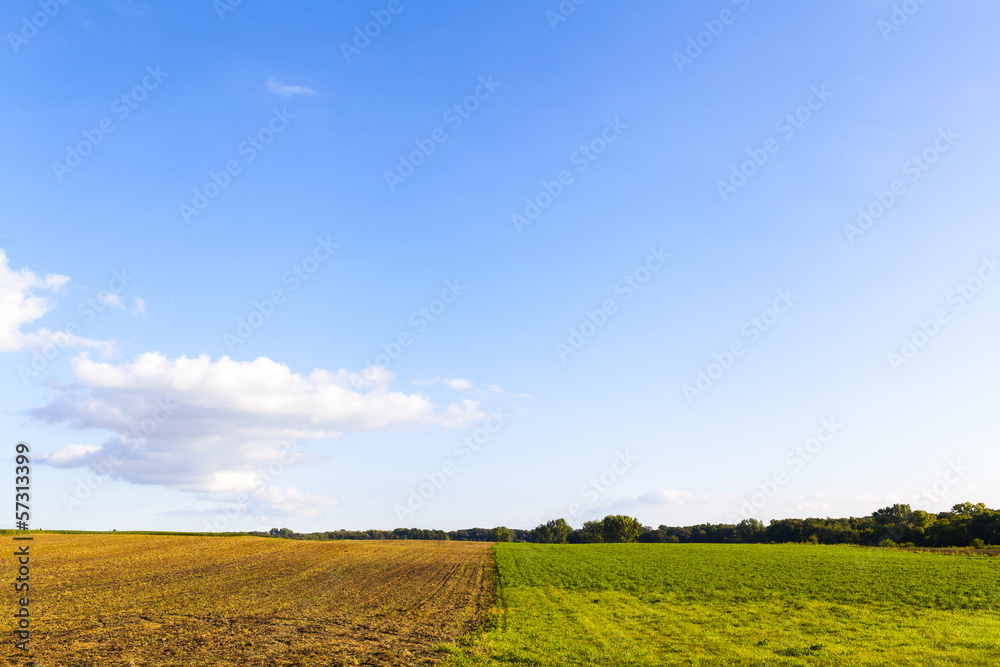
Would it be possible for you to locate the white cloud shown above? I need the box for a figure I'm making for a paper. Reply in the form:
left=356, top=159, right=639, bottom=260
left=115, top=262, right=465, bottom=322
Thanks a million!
left=265, top=78, right=317, bottom=97
left=411, top=377, right=520, bottom=398
left=444, top=378, right=473, bottom=391
left=100, top=292, right=125, bottom=309
left=39, top=443, right=102, bottom=466
left=32, top=353, right=485, bottom=513
left=630, top=488, right=697, bottom=506
left=0, top=248, right=112, bottom=354
left=131, top=296, right=147, bottom=315
left=251, top=483, right=341, bottom=517
left=162, top=481, right=343, bottom=523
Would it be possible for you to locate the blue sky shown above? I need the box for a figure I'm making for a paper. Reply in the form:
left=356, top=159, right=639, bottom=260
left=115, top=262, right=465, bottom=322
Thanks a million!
left=2, top=0, right=998, bottom=532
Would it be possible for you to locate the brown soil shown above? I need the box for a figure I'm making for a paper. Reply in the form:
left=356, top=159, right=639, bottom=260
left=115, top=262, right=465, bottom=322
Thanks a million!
left=0, top=535, right=496, bottom=666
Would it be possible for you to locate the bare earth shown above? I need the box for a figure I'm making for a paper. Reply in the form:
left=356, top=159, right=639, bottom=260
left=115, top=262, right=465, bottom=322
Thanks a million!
left=1, top=534, right=495, bottom=666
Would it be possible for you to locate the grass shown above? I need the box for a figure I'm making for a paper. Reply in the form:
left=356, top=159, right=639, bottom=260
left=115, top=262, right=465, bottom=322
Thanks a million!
left=442, top=543, right=1000, bottom=666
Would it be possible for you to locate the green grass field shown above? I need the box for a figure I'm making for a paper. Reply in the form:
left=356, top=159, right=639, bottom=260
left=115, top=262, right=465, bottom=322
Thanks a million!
left=441, top=543, right=1000, bottom=666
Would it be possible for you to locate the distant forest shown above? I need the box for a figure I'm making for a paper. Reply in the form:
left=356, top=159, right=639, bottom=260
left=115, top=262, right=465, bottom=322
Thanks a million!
left=258, top=502, right=1000, bottom=549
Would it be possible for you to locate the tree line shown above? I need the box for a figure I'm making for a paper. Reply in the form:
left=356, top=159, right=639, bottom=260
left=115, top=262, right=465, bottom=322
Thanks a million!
left=260, top=502, right=1000, bottom=548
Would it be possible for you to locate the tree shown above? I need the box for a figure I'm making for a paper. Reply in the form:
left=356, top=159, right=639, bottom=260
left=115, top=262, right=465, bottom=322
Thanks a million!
left=601, top=515, right=642, bottom=543
left=736, top=518, right=765, bottom=543
left=532, top=518, right=573, bottom=544
left=491, top=526, right=513, bottom=542
left=578, top=520, right=604, bottom=543
left=872, top=504, right=913, bottom=526
left=952, top=502, right=987, bottom=516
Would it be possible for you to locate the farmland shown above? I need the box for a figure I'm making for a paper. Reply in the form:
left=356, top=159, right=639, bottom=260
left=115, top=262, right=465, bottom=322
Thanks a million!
left=0, top=534, right=494, bottom=666
left=442, top=543, right=1000, bottom=666
left=5, top=536, right=1000, bottom=665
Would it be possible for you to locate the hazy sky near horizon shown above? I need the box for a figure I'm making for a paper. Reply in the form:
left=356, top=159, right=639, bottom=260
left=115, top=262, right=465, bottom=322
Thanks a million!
left=2, top=0, right=998, bottom=533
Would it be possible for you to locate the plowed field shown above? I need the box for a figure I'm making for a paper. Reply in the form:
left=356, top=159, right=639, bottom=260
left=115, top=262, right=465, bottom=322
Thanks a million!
left=0, top=535, right=495, bottom=666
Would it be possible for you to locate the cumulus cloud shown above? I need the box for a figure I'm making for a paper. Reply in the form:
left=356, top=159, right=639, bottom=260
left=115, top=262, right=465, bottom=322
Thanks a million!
left=0, top=248, right=112, bottom=354
left=251, top=483, right=341, bottom=516
left=265, top=78, right=317, bottom=97
left=165, top=481, right=343, bottom=523
left=563, top=488, right=703, bottom=526
left=31, top=353, right=485, bottom=514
